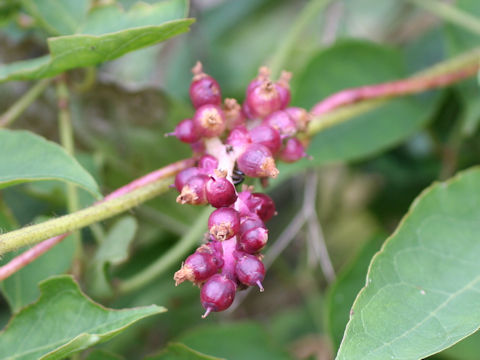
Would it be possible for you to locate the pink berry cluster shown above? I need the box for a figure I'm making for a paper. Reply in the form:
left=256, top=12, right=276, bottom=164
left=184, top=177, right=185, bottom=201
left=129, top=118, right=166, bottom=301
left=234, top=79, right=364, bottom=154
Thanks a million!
left=169, top=62, right=311, bottom=317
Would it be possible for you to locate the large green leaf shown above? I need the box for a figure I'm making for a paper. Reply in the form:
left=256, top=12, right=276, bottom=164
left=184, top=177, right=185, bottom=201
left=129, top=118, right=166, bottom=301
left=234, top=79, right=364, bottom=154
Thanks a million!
left=336, top=167, right=480, bottom=360
left=0, top=0, right=193, bottom=82
left=288, top=40, right=438, bottom=173
left=0, top=129, right=100, bottom=197
left=0, top=275, right=165, bottom=360
left=147, top=343, right=223, bottom=360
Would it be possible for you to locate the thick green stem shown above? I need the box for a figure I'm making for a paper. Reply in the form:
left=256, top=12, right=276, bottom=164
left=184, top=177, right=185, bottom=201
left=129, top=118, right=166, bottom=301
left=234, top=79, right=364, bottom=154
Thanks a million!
left=269, top=0, right=331, bottom=77
left=117, top=208, right=211, bottom=294
left=0, top=78, right=51, bottom=127
left=409, top=0, right=480, bottom=36
left=0, top=177, right=173, bottom=256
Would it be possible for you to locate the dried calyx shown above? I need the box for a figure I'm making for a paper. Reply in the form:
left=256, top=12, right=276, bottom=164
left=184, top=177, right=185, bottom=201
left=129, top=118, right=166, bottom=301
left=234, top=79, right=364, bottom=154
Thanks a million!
left=168, top=62, right=312, bottom=317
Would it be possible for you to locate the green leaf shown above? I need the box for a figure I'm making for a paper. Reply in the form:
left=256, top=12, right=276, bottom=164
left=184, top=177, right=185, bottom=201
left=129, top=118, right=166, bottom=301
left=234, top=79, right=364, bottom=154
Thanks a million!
left=178, top=322, right=292, bottom=360
left=326, top=236, right=383, bottom=351
left=147, top=343, right=223, bottom=360
left=87, top=216, right=138, bottom=298
left=0, top=0, right=194, bottom=82
left=289, top=40, right=438, bottom=170
left=85, top=349, right=124, bottom=360
left=0, top=129, right=100, bottom=197
left=0, top=275, right=166, bottom=360
left=336, top=167, right=480, bottom=360
left=0, top=230, right=75, bottom=313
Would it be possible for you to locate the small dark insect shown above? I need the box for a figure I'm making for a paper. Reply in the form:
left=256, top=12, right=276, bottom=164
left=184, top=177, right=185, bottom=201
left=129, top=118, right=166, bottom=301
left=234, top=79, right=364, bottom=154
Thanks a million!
left=232, top=168, right=245, bottom=185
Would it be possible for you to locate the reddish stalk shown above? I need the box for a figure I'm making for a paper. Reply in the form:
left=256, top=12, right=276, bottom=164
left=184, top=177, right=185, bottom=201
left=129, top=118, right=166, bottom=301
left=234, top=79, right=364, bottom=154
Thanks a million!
left=0, top=158, right=194, bottom=281
left=311, top=64, right=479, bottom=115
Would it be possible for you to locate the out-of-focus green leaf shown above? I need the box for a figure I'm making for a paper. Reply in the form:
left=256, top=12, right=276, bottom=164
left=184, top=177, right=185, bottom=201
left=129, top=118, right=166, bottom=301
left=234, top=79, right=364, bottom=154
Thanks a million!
left=326, top=236, right=383, bottom=351
left=337, top=167, right=480, bottom=359
left=434, top=331, right=480, bottom=360
left=178, top=322, right=292, bottom=360
left=0, top=0, right=194, bottom=82
left=147, top=343, right=223, bottom=360
left=87, top=216, right=138, bottom=298
left=286, top=40, right=438, bottom=178
left=0, top=275, right=165, bottom=360
left=85, top=349, right=124, bottom=360
left=0, top=130, right=100, bottom=197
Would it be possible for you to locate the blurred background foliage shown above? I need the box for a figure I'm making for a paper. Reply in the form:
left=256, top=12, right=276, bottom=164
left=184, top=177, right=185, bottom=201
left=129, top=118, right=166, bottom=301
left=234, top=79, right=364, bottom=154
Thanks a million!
left=0, top=0, right=479, bottom=359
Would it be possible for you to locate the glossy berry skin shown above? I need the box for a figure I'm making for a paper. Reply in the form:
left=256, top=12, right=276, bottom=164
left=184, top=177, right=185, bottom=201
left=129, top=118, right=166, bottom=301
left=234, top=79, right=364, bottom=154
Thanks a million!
left=206, top=177, right=238, bottom=208
left=248, top=193, right=276, bottom=222
left=237, top=144, right=279, bottom=178
left=246, top=81, right=282, bottom=118
left=174, top=252, right=220, bottom=285
left=235, top=254, right=265, bottom=290
left=193, top=104, right=226, bottom=138
left=208, top=207, right=240, bottom=241
left=176, top=174, right=209, bottom=205
left=249, top=125, right=281, bottom=153
left=239, top=215, right=265, bottom=235
left=200, top=274, right=236, bottom=316
left=238, top=227, right=268, bottom=253
left=263, top=110, right=297, bottom=138
left=279, top=138, right=307, bottom=163
left=174, top=167, right=200, bottom=192
left=198, top=155, right=219, bottom=174
left=168, top=119, right=199, bottom=143
left=190, top=75, right=222, bottom=108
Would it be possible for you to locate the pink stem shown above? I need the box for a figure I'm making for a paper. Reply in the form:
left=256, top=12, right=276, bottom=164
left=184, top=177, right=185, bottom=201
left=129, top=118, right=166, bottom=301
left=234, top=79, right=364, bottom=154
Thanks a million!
left=311, top=65, right=480, bottom=115
left=0, top=158, right=195, bottom=281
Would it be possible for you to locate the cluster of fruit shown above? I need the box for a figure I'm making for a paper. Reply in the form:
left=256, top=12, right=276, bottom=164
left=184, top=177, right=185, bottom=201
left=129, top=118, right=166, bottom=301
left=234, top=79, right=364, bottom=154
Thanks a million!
left=169, top=62, right=311, bottom=317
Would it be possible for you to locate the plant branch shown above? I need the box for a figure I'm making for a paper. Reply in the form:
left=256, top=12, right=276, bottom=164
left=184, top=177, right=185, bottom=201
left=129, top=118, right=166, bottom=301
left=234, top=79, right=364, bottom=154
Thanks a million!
left=308, top=48, right=480, bottom=135
left=0, top=158, right=194, bottom=263
left=408, top=0, right=480, bottom=36
left=0, top=78, right=52, bottom=127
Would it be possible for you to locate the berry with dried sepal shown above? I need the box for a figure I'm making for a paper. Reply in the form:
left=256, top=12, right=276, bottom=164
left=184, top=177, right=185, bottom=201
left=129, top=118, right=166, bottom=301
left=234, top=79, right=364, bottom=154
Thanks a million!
left=246, top=80, right=282, bottom=118
left=190, top=62, right=222, bottom=108
left=200, top=274, right=237, bottom=317
left=275, top=71, right=292, bottom=109
left=208, top=207, right=240, bottom=241
left=176, top=174, right=209, bottom=205
left=279, top=137, right=308, bottom=163
left=247, top=66, right=271, bottom=94
left=166, top=118, right=199, bottom=144
left=263, top=110, right=297, bottom=138
left=206, top=175, right=238, bottom=208
left=224, top=98, right=245, bottom=130
left=174, top=252, right=221, bottom=286
left=249, top=125, right=282, bottom=153
left=238, top=227, right=268, bottom=253
left=235, top=254, right=265, bottom=291
left=193, top=104, right=226, bottom=138
left=174, top=167, right=200, bottom=192
left=237, top=144, right=279, bottom=178
left=285, top=107, right=310, bottom=132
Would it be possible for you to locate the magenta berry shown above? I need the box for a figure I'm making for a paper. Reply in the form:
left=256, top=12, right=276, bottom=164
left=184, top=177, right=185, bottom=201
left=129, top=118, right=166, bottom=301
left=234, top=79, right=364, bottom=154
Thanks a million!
left=235, top=254, right=265, bottom=291
left=206, top=176, right=238, bottom=208
left=237, top=144, right=279, bottom=178
left=200, top=274, right=237, bottom=317
left=248, top=193, right=276, bottom=222
left=167, top=118, right=199, bottom=143
left=224, top=98, right=245, bottom=130
left=174, top=252, right=220, bottom=285
left=249, top=125, right=281, bottom=153
left=263, top=110, right=297, bottom=138
left=275, top=71, right=292, bottom=109
left=226, top=126, right=251, bottom=148
left=239, top=215, right=265, bottom=235
left=285, top=107, right=310, bottom=131
left=246, top=66, right=271, bottom=94
left=279, top=138, right=307, bottom=163
left=246, top=80, right=282, bottom=118
left=193, top=104, right=226, bottom=138
left=176, top=174, right=209, bottom=205
left=174, top=167, right=200, bottom=192
left=198, top=154, right=219, bottom=173
left=208, top=207, right=240, bottom=241
left=238, top=227, right=268, bottom=253
left=190, top=62, right=222, bottom=108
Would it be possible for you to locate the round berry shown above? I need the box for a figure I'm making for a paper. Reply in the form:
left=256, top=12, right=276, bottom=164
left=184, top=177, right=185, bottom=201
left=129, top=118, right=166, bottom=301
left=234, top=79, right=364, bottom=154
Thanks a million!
left=206, top=177, right=238, bottom=208
left=248, top=193, right=276, bottom=222
left=193, top=104, right=226, bottom=138
left=246, top=80, right=282, bottom=118
left=246, top=66, right=271, bottom=94
left=235, top=254, right=265, bottom=291
left=263, top=110, right=297, bottom=138
left=224, top=98, right=245, bottom=130
left=238, top=227, right=268, bottom=254
left=239, top=215, right=265, bottom=235
left=208, top=207, right=240, bottom=241
left=174, top=167, right=200, bottom=192
left=237, top=144, right=279, bottom=178
left=198, top=155, right=219, bottom=174
left=166, top=119, right=199, bottom=143
left=190, top=62, right=222, bottom=108
left=226, top=126, right=251, bottom=148
left=176, top=174, right=209, bottom=205
left=174, top=252, right=220, bottom=285
left=275, top=71, right=292, bottom=109
left=249, top=125, right=281, bottom=153
left=200, top=274, right=237, bottom=317
left=279, top=138, right=307, bottom=163
left=285, top=107, right=310, bottom=132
